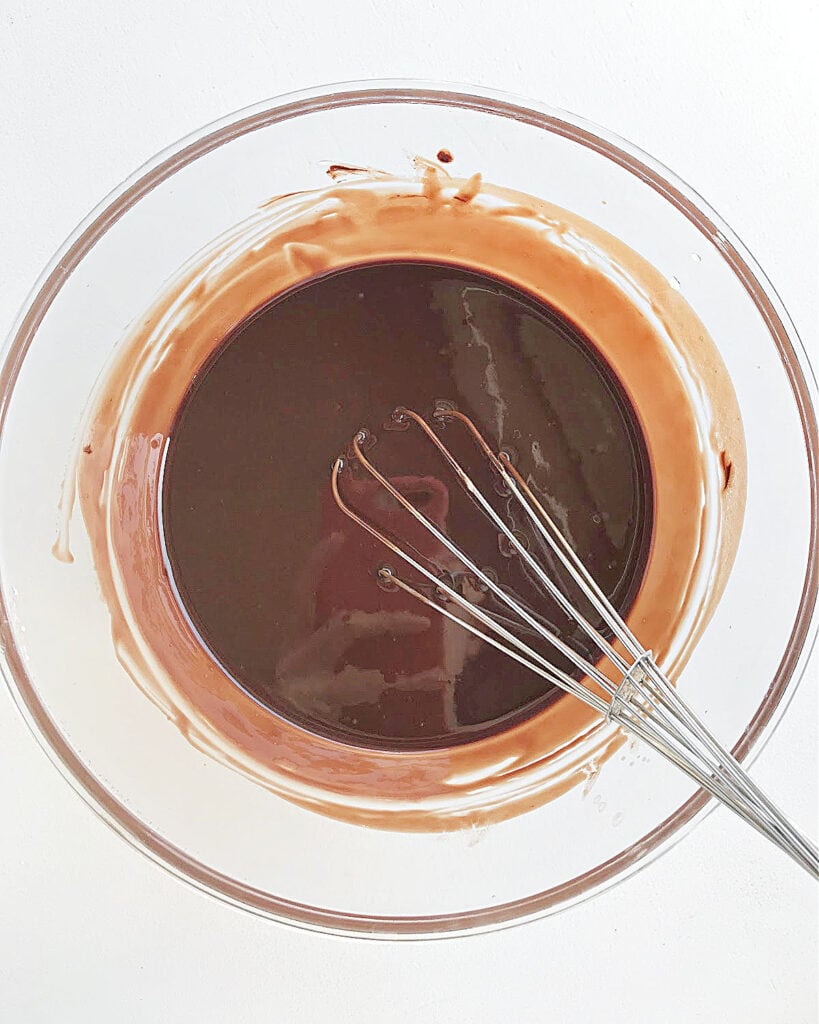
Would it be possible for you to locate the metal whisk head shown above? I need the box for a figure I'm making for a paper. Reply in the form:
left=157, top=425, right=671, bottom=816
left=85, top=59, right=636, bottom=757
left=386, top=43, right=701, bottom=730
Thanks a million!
left=331, top=406, right=818, bottom=877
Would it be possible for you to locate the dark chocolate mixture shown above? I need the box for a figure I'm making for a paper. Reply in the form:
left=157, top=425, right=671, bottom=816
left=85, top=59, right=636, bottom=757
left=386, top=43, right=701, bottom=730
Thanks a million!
left=161, top=262, right=653, bottom=749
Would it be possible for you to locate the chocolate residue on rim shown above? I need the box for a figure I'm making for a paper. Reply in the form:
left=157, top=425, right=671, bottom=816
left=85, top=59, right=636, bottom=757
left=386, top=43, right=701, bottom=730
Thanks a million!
left=58, top=164, right=746, bottom=831
left=721, top=449, right=734, bottom=491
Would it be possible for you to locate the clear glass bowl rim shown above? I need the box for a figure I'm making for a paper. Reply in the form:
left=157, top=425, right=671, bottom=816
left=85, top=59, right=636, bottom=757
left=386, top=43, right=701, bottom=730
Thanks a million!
left=1, top=78, right=816, bottom=940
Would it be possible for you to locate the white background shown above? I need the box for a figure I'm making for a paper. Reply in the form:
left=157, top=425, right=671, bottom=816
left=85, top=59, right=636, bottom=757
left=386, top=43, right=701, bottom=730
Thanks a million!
left=1, top=1, right=817, bottom=1020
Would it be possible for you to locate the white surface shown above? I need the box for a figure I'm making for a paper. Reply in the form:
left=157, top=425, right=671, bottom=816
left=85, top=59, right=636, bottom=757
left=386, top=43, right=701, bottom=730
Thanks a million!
left=0, top=1, right=817, bottom=1020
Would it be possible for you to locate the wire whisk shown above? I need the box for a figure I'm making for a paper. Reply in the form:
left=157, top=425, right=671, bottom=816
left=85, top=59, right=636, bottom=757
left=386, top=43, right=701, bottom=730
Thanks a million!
left=331, top=405, right=818, bottom=877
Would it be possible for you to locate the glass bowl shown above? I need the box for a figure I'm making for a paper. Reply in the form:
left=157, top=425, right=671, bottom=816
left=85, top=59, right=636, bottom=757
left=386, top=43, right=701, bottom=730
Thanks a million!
left=1, top=81, right=816, bottom=938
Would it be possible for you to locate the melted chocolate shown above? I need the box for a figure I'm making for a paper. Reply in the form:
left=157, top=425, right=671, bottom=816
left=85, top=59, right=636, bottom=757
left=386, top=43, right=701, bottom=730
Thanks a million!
left=161, top=261, right=653, bottom=750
